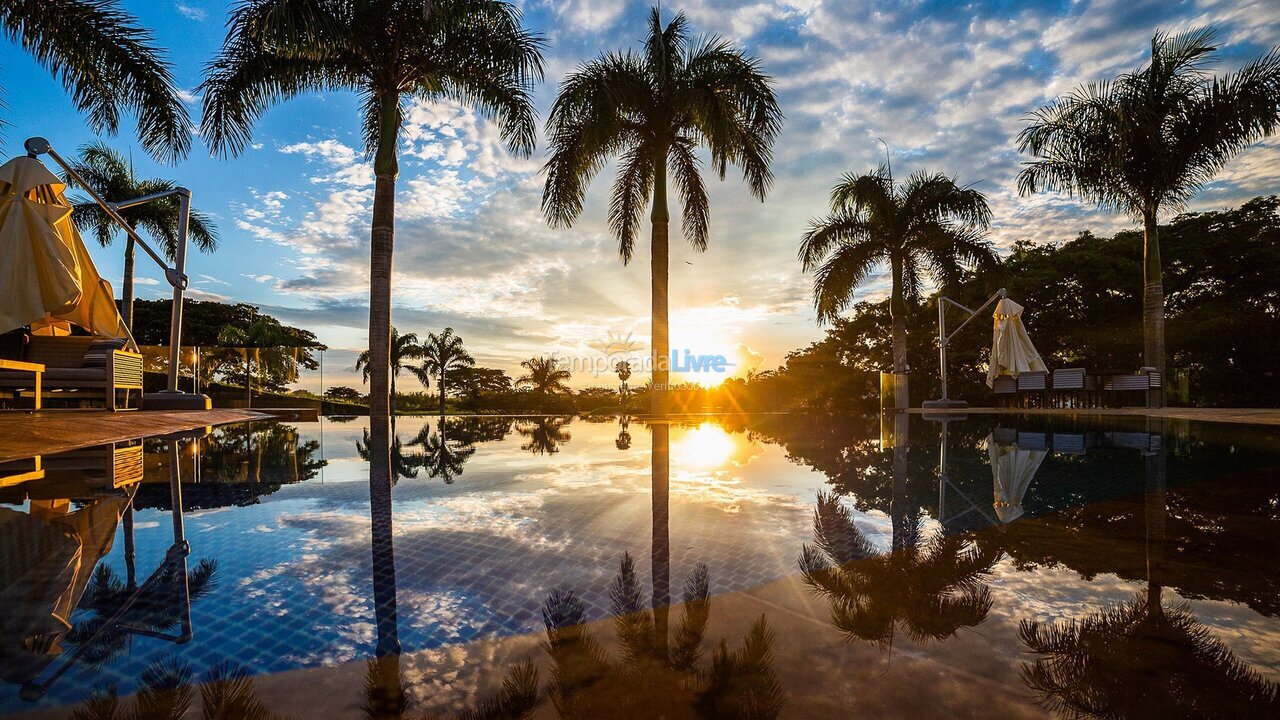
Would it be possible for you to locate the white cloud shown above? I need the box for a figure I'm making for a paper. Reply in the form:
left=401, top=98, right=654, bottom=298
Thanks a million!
left=175, top=3, right=207, bottom=22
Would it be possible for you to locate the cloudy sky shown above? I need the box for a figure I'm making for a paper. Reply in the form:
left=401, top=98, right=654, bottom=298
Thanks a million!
left=2, top=0, right=1278, bottom=391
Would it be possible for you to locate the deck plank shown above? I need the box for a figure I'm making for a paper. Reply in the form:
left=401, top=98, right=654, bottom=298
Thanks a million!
left=0, top=409, right=271, bottom=462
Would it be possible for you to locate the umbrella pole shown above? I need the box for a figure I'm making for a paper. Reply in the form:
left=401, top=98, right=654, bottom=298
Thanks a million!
left=25, top=137, right=210, bottom=410
left=923, top=288, right=1006, bottom=410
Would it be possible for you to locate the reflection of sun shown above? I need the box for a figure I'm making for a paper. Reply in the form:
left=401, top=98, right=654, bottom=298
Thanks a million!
left=671, top=423, right=737, bottom=469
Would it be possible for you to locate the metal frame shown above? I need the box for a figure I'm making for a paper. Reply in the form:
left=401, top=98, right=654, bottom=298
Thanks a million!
left=923, top=288, right=1006, bottom=409
left=24, top=137, right=208, bottom=407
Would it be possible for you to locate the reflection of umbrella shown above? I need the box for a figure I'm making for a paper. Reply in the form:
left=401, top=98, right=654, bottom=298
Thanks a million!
left=0, top=498, right=126, bottom=684
left=989, top=435, right=1047, bottom=523
left=987, top=297, right=1046, bottom=388
left=0, top=156, right=131, bottom=341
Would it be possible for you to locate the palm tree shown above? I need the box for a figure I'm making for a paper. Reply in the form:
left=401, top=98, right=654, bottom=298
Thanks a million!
left=799, top=164, right=995, bottom=391
left=218, top=315, right=314, bottom=408
left=412, top=327, right=473, bottom=415
left=406, top=418, right=476, bottom=484
left=68, top=657, right=290, bottom=720
left=1, top=1, right=191, bottom=162
left=514, top=417, right=571, bottom=455
left=541, top=6, right=782, bottom=415
left=200, top=0, right=543, bottom=426
left=516, top=356, right=571, bottom=394
left=357, top=327, right=424, bottom=417
left=67, top=142, right=219, bottom=329
left=1017, top=28, right=1280, bottom=387
left=798, top=490, right=999, bottom=647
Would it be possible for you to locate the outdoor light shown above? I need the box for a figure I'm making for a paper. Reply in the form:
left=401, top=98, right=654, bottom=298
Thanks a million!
left=24, top=137, right=211, bottom=410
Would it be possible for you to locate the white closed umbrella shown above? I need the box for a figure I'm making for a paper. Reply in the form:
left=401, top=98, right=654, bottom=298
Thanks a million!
left=986, top=297, right=1046, bottom=388
left=988, top=434, right=1047, bottom=523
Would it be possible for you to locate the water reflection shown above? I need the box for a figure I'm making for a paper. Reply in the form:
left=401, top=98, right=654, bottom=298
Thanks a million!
left=515, top=417, right=572, bottom=455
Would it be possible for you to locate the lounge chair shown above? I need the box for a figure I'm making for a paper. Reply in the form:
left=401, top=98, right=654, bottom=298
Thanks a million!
left=0, top=334, right=143, bottom=410
left=1101, top=369, right=1162, bottom=408
left=1016, top=371, right=1049, bottom=407
left=992, top=376, right=1017, bottom=406
left=1050, top=368, right=1098, bottom=408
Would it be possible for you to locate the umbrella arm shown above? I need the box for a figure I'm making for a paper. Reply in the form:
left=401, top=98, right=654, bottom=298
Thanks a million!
left=929, top=289, right=1006, bottom=406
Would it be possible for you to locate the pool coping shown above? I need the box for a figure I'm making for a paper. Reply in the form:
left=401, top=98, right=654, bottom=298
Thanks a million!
left=0, top=409, right=273, bottom=462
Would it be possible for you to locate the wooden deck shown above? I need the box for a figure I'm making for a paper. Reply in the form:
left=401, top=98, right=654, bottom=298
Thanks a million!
left=0, top=409, right=270, bottom=462
left=909, top=406, right=1280, bottom=426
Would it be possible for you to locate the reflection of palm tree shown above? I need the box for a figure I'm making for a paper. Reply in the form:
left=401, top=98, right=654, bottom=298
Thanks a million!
left=541, top=555, right=782, bottom=719
left=406, top=418, right=477, bottom=484
left=357, top=428, right=422, bottom=483
left=67, top=559, right=217, bottom=666
left=616, top=417, right=632, bottom=451
left=515, top=418, right=572, bottom=455
left=68, top=657, right=289, bottom=720
left=799, top=490, right=998, bottom=645
left=1018, top=434, right=1280, bottom=718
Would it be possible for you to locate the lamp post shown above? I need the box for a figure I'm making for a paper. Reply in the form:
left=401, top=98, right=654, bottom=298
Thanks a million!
left=25, top=137, right=210, bottom=410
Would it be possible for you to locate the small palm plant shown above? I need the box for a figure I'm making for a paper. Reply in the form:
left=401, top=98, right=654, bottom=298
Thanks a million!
left=200, top=0, right=542, bottom=422
left=357, top=327, right=424, bottom=417
left=67, top=657, right=285, bottom=720
left=67, top=142, right=219, bottom=329
left=798, top=491, right=999, bottom=647
left=413, top=328, right=473, bottom=415
left=516, top=356, right=571, bottom=394
left=542, top=6, right=782, bottom=415
left=1017, top=28, right=1280, bottom=381
left=800, top=164, right=995, bottom=380
left=0, top=1, right=191, bottom=162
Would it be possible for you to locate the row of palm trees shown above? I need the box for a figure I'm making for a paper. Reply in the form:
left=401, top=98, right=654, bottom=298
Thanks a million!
left=5, top=2, right=1278, bottom=421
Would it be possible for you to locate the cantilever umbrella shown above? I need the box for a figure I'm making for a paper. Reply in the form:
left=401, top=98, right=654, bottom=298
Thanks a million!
left=988, top=433, right=1047, bottom=523
left=986, top=297, right=1046, bottom=388
left=0, top=155, right=132, bottom=343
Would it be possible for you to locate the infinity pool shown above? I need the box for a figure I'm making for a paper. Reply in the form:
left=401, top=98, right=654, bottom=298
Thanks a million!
left=1, top=414, right=1278, bottom=718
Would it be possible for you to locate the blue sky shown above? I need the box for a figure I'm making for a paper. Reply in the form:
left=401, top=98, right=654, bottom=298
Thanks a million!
left=2, top=0, right=1278, bottom=391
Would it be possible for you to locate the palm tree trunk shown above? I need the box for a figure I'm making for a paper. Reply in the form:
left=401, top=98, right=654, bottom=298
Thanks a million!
left=1142, top=209, right=1165, bottom=408
left=368, top=416, right=401, bottom=659
left=650, top=155, right=670, bottom=416
left=368, top=92, right=400, bottom=423
left=889, top=255, right=907, bottom=374
left=439, top=370, right=446, bottom=415
left=1143, top=417, right=1167, bottom=612
left=390, top=373, right=396, bottom=418
left=121, top=237, right=136, bottom=330
left=889, top=412, right=911, bottom=552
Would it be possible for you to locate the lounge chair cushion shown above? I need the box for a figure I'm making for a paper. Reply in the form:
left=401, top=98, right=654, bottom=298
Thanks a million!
left=26, top=336, right=97, bottom=368
left=43, top=367, right=107, bottom=382
left=81, top=338, right=128, bottom=368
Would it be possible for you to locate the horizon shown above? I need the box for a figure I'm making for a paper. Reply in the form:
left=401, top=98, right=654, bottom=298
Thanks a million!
left=2, top=0, right=1277, bottom=392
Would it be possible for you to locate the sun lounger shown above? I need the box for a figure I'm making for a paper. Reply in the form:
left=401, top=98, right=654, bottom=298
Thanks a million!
left=0, top=334, right=143, bottom=410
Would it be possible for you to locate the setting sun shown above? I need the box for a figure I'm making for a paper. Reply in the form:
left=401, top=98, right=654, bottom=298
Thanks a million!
left=671, top=423, right=739, bottom=469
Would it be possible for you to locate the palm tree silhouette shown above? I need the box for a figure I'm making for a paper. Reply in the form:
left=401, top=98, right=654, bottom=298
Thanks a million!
left=541, top=6, right=781, bottom=415
left=201, top=0, right=542, bottom=425
left=516, top=356, right=571, bottom=395
left=1, top=1, right=192, bottom=162
left=67, top=657, right=291, bottom=720
left=414, top=328, right=474, bottom=416
left=358, top=328, right=425, bottom=418
left=357, top=428, right=423, bottom=484
left=798, top=490, right=998, bottom=646
left=540, top=555, right=783, bottom=719
left=1018, top=432, right=1280, bottom=718
left=1018, top=28, right=1280, bottom=385
left=800, top=162, right=994, bottom=378
left=406, top=418, right=476, bottom=484
left=67, top=142, right=219, bottom=329
left=514, top=417, right=572, bottom=455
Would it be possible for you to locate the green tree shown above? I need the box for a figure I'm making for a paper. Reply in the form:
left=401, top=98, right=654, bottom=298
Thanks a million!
left=541, top=6, right=781, bottom=415
left=218, top=315, right=317, bottom=404
left=449, top=366, right=512, bottom=408
left=200, top=0, right=542, bottom=427
left=516, top=356, right=571, bottom=395
left=67, top=142, right=219, bottom=329
left=413, top=327, right=474, bottom=415
left=1, top=0, right=191, bottom=162
left=800, top=164, right=995, bottom=380
left=1017, top=28, right=1280, bottom=386
left=357, top=327, right=424, bottom=417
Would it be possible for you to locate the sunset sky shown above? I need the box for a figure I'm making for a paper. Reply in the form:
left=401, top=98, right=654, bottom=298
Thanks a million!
left=2, top=0, right=1277, bottom=391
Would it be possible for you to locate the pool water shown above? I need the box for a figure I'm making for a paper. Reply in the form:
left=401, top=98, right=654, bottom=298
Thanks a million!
left=1, top=414, right=1278, bottom=718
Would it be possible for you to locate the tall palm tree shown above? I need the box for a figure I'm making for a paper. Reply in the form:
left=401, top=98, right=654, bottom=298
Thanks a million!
left=1017, top=28, right=1280, bottom=387
left=798, top=490, right=999, bottom=647
left=799, top=164, right=995, bottom=386
left=357, top=327, right=424, bottom=417
left=1, top=1, right=191, bottom=163
left=200, top=0, right=543, bottom=427
left=412, top=327, right=473, bottom=415
left=516, top=356, right=571, bottom=394
left=541, top=6, right=782, bottom=415
left=68, top=142, right=219, bottom=330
